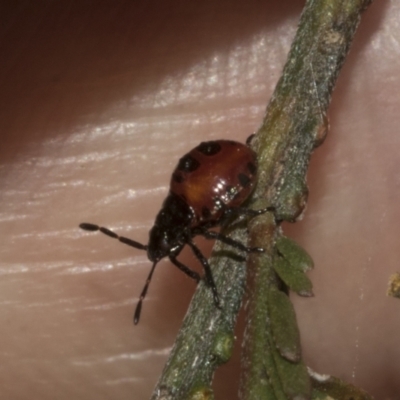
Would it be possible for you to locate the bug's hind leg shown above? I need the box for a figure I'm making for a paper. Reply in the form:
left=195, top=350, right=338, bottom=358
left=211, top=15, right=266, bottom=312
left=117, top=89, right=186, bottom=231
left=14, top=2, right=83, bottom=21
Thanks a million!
left=199, top=229, right=264, bottom=253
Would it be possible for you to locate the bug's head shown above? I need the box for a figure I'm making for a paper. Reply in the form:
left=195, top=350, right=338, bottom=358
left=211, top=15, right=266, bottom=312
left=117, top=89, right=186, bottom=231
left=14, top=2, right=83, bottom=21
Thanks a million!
left=146, top=193, right=193, bottom=262
left=147, top=224, right=179, bottom=262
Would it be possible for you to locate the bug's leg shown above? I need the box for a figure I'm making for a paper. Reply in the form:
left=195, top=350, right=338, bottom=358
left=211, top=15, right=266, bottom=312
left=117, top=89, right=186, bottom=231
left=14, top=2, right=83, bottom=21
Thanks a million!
left=168, top=245, right=200, bottom=282
left=246, top=133, right=255, bottom=146
left=221, top=205, right=275, bottom=220
left=187, top=241, right=220, bottom=308
left=199, top=229, right=264, bottom=253
left=79, top=223, right=147, bottom=250
left=133, top=261, right=158, bottom=325
left=169, top=255, right=201, bottom=283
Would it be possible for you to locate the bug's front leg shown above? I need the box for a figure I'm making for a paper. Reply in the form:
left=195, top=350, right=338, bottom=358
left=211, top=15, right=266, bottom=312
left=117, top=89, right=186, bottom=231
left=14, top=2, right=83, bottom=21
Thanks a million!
left=186, top=240, right=220, bottom=308
left=169, top=254, right=201, bottom=283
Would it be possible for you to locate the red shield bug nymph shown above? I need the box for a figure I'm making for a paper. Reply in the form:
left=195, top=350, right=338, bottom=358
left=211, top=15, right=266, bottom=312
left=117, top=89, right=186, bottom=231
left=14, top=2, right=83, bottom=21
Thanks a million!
left=80, top=139, right=271, bottom=324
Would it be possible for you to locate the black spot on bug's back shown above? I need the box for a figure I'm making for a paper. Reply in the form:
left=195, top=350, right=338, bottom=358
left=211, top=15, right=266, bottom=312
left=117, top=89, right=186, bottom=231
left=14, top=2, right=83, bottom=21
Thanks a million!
left=238, top=173, right=251, bottom=188
left=177, top=154, right=200, bottom=172
left=247, top=162, right=256, bottom=175
left=172, top=172, right=184, bottom=183
left=196, top=141, right=221, bottom=156
left=201, top=206, right=212, bottom=219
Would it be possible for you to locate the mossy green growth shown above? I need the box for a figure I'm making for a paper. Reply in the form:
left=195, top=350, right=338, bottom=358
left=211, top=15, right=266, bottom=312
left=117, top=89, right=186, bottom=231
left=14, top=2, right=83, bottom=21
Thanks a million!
left=211, top=331, right=234, bottom=365
left=311, top=374, right=374, bottom=400
left=273, top=256, right=313, bottom=297
left=268, top=287, right=302, bottom=363
left=276, top=236, right=314, bottom=272
left=268, top=323, right=311, bottom=400
left=188, top=385, right=214, bottom=400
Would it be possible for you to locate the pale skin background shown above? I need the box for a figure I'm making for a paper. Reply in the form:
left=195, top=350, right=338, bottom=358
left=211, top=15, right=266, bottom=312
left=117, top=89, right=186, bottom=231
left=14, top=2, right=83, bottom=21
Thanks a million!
left=0, top=0, right=399, bottom=399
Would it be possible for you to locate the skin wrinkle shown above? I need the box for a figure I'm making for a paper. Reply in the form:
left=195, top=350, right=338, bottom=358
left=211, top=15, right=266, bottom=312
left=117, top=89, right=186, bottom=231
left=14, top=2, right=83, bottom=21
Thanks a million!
left=0, top=1, right=398, bottom=399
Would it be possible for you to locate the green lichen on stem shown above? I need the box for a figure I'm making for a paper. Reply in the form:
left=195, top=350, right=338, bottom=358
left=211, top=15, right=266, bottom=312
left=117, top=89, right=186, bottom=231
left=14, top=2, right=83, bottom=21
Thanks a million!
left=310, top=373, right=374, bottom=399
left=151, top=1, right=373, bottom=399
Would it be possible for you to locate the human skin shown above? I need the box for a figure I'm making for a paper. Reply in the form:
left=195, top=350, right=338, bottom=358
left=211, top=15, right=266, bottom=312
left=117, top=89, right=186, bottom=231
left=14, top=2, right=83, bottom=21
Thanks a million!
left=0, top=1, right=399, bottom=399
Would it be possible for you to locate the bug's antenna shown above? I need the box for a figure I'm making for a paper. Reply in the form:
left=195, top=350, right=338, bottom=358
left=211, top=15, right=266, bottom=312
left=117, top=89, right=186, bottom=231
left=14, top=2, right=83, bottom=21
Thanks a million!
left=134, top=261, right=158, bottom=325
left=79, top=223, right=147, bottom=250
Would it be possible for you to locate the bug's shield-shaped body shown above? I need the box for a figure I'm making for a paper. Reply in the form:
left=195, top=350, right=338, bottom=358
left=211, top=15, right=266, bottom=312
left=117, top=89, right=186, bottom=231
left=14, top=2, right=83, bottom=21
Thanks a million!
left=170, top=140, right=258, bottom=226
